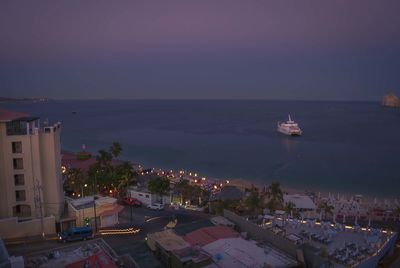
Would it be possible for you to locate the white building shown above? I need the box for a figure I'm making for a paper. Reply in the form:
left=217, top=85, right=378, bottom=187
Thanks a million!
left=0, top=109, right=64, bottom=239
left=283, top=194, right=317, bottom=218
left=128, top=186, right=171, bottom=206
left=68, top=196, right=123, bottom=228
left=202, top=237, right=298, bottom=268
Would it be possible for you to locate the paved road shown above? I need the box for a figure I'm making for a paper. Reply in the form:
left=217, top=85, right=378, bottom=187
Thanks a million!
left=6, top=205, right=209, bottom=268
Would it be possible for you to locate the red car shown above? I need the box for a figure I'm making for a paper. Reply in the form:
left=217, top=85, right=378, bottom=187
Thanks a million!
left=122, top=197, right=142, bottom=206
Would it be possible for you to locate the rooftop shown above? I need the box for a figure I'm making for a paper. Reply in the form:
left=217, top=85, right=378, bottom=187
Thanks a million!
left=174, top=219, right=215, bottom=236
left=62, top=151, right=124, bottom=174
left=69, top=196, right=117, bottom=210
left=210, top=216, right=235, bottom=227
left=283, top=194, right=317, bottom=210
left=24, top=239, right=118, bottom=268
left=172, top=246, right=211, bottom=264
left=65, top=252, right=118, bottom=268
left=147, top=230, right=189, bottom=252
left=0, top=108, right=30, bottom=122
left=184, top=226, right=239, bottom=247
left=202, top=237, right=298, bottom=268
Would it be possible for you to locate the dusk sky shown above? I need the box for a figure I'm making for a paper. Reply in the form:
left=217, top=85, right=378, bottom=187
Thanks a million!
left=1, top=1, right=400, bottom=100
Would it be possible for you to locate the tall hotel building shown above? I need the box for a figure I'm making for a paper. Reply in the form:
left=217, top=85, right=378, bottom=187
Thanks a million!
left=0, top=108, right=64, bottom=236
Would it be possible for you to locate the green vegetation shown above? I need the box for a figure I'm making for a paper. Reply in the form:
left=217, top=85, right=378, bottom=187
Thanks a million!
left=319, top=201, right=334, bottom=220
left=64, top=142, right=137, bottom=198
left=148, top=177, right=171, bottom=201
left=265, top=181, right=284, bottom=212
left=174, top=179, right=208, bottom=206
left=210, top=181, right=285, bottom=216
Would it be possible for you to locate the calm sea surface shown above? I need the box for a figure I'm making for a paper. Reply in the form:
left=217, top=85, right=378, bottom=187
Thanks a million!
left=2, top=100, right=400, bottom=197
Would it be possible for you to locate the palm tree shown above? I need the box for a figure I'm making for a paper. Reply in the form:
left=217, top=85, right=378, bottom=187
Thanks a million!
left=285, top=202, right=296, bottom=218
left=64, top=168, right=86, bottom=196
left=110, top=142, right=122, bottom=159
left=115, top=161, right=136, bottom=198
left=245, top=190, right=263, bottom=214
left=97, top=149, right=112, bottom=164
left=175, top=179, right=191, bottom=204
left=319, top=201, right=334, bottom=221
left=266, top=182, right=283, bottom=212
left=148, top=177, right=171, bottom=203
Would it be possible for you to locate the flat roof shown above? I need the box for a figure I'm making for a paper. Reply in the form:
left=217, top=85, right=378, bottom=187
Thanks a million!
left=66, top=252, right=118, bottom=268
left=210, top=216, right=234, bottom=226
left=148, top=230, right=189, bottom=252
left=172, top=246, right=211, bottom=264
left=0, top=108, right=30, bottom=122
left=69, top=196, right=117, bottom=210
left=283, top=194, right=317, bottom=210
left=202, top=237, right=298, bottom=268
left=184, top=226, right=239, bottom=247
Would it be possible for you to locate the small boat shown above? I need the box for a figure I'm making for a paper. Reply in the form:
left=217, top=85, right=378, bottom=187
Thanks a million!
left=277, top=115, right=302, bottom=136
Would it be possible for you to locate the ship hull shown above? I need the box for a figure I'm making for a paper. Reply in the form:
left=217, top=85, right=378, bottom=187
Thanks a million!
left=277, top=127, right=302, bottom=136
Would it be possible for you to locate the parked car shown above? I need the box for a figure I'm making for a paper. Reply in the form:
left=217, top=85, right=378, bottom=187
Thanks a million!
left=122, top=197, right=142, bottom=206
left=147, top=203, right=164, bottom=210
left=58, top=226, right=93, bottom=243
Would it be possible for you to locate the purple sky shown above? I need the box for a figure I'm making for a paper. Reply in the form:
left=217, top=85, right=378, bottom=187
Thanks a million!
left=1, top=0, right=399, bottom=100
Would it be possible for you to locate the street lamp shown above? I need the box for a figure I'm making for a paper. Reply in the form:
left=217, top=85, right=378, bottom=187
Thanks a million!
left=93, top=171, right=99, bottom=233
left=81, top=183, right=88, bottom=198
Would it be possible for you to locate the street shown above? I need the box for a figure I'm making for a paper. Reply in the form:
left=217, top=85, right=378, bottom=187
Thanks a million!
left=6, top=205, right=210, bottom=268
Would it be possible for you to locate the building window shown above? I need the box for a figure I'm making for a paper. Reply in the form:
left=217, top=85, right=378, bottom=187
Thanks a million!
left=12, top=141, right=22, bottom=153
left=14, top=174, right=25, bottom=186
left=6, top=121, right=28, bottom=136
left=13, top=205, right=31, bottom=217
left=15, top=190, right=26, bottom=201
left=13, top=158, right=23, bottom=169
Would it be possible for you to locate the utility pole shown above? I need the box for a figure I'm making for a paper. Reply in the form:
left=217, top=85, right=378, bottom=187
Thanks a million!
left=34, top=179, right=45, bottom=239
left=130, top=205, right=133, bottom=226
left=93, top=172, right=98, bottom=233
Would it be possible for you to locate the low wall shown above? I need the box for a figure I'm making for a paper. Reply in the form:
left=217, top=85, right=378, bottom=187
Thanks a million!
left=223, top=209, right=300, bottom=258
left=0, top=216, right=56, bottom=239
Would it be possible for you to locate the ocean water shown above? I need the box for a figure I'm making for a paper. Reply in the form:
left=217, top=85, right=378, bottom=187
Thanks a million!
left=2, top=100, right=400, bottom=197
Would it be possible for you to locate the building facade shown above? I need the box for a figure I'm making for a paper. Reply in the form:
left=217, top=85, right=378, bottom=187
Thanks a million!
left=128, top=186, right=172, bottom=206
left=0, top=109, right=64, bottom=237
left=67, top=196, right=123, bottom=228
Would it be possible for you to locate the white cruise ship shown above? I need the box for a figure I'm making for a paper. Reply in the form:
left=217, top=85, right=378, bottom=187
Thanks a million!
left=277, top=115, right=302, bottom=136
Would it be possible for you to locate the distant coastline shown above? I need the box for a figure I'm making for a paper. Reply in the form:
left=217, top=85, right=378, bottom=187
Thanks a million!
left=0, top=97, right=51, bottom=103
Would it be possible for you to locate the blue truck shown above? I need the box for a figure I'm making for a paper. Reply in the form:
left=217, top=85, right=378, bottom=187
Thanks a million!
left=58, top=226, right=94, bottom=242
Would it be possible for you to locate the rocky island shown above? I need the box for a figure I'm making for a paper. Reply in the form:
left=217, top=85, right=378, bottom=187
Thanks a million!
left=382, top=92, right=400, bottom=108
